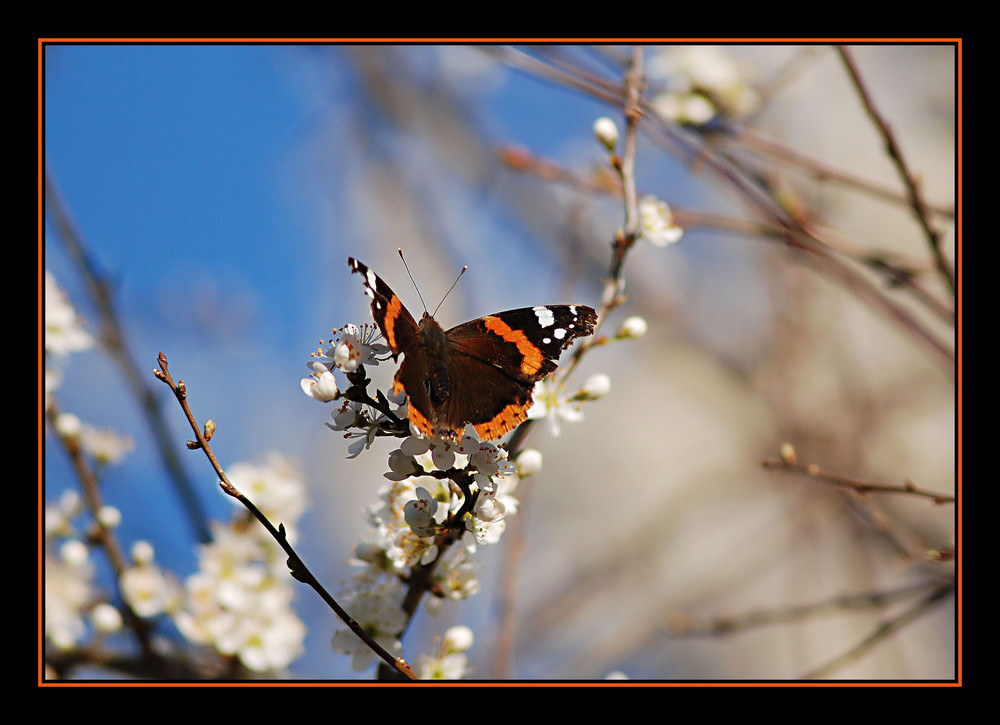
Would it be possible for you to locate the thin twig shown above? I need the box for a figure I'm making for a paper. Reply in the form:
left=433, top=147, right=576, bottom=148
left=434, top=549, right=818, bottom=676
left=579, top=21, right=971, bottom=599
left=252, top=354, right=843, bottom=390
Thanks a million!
left=736, top=127, right=955, bottom=219
left=664, top=117, right=957, bottom=371
left=619, top=48, right=644, bottom=245
left=153, top=353, right=416, bottom=680
left=836, top=46, right=956, bottom=296
left=762, top=458, right=955, bottom=504
left=44, top=399, right=157, bottom=660
left=483, top=46, right=625, bottom=110
left=45, top=169, right=212, bottom=544
left=802, top=582, right=954, bottom=679
left=495, top=46, right=955, bottom=371
left=667, top=580, right=951, bottom=637
left=561, top=46, right=645, bottom=383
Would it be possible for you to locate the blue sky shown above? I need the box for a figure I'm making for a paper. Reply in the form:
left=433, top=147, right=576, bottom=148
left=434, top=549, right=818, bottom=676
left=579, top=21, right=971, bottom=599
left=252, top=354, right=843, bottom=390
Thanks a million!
left=46, top=45, right=314, bottom=346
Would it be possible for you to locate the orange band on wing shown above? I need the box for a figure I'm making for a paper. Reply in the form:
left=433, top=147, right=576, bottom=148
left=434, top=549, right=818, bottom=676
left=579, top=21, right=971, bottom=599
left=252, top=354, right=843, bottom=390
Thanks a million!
left=482, top=316, right=545, bottom=376
left=406, top=398, right=434, bottom=439
left=383, top=294, right=405, bottom=351
left=473, top=401, right=531, bottom=441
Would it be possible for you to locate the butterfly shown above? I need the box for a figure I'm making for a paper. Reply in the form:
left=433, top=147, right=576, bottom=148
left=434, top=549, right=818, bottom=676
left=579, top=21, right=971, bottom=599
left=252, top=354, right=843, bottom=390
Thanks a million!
left=348, top=257, right=597, bottom=442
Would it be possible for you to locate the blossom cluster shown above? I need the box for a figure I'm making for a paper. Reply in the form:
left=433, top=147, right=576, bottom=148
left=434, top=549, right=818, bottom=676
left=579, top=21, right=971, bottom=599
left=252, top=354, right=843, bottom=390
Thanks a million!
left=44, top=272, right=134, bottom=652
left=44, top=491, right=108, bottom=650
left=329, top=430, right=523, bottom=674
left=45, top=270, right=94, bottom=361
left=301, top=322, right=390, bottom=402
left=46, top=270, right=310, bottom=675
left=414, top=624, right=476, bottom=679
left=45, top=272, right=135, bottom=466
left=172, top=454, right=308, bottom=672
left=44, top=489, right=179, bottom=653
left=647, top=45, right=760, bottom=126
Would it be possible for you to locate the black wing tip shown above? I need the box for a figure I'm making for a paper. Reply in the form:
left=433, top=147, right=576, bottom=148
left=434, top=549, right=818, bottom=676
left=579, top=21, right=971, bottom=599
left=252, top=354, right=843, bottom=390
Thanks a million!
left=576, top=305, right=598, bottom=335
left=348, top=258, right=372, bottom=278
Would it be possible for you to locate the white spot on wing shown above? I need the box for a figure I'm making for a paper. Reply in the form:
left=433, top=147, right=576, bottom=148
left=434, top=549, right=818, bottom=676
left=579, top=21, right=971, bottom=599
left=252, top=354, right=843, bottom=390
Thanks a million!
left=533, top=306, right=555, bottom=328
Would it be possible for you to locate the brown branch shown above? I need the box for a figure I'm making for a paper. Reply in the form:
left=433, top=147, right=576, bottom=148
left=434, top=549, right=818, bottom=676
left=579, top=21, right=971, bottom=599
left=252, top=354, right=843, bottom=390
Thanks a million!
left=836, top=45, right=956, bottom=296
left=802, top=581, right=954, bottom=679
left=499, top=141, right=954, bottom=329
left=45, top=169, right=212, bottom=544
left=492, top=48, right=648, bottom=680
left=44, top=399, right=157, bottom=660
left=153, top=353, right=416, bottom=680
left=736, top=127, right=955, bottom=219
left=666, top=579, right=955, bottom=679
left=560, top=47, right=645, bottom=385
left=762, top=456, right=954, bottom=504
left=667, top=580, right=951, bottom=637
left=639, top=93, right=955, bottom=373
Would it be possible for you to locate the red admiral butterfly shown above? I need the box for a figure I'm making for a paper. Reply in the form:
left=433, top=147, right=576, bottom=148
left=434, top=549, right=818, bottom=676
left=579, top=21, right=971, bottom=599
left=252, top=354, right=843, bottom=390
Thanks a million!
left=348, top=257, right=597, bottom=442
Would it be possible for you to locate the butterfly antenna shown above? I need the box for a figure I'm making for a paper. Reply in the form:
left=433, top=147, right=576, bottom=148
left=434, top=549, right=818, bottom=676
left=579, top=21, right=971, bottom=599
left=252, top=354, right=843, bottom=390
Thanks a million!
left=397, top=248, right=429, bottom=314
left=433, top=264, right=468, bottom=317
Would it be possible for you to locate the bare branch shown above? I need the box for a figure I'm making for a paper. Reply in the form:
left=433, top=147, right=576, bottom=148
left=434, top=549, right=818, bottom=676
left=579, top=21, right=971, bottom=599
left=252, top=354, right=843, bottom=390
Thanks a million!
left=762, top=456, right=955, bottom=504
left=153, top=353, right=416, bottom=680
left=836, top=46, right=956, bottom=295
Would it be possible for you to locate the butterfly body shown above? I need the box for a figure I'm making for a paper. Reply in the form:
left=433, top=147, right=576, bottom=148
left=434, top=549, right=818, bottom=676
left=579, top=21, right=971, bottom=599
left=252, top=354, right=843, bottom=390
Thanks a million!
left=349, top=257, right=597, bottom=442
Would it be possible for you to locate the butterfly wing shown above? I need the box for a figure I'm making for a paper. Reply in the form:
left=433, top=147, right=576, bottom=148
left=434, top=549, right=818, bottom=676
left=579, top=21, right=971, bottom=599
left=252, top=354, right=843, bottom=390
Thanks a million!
left=347, top=257, right=421, bottom=358
left=349, top=257, right=444, bottom=438
left=443, top=305, right=598, bottom=440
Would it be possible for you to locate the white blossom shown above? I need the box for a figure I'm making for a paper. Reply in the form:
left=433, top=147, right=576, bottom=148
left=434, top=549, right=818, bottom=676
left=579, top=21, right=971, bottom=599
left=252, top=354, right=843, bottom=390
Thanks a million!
left=45, top=270, right=94, bottom=358
left=527, top=378, right=584, bottom=436
left=172, top=454, right=308, bottom=672
left=331, top=581, right=406, bottom=672
left=301, top=361, right=339, bottom=401
left=637, top=196, right=683, bottom=247
left=44, top=541, right=94, bottom=649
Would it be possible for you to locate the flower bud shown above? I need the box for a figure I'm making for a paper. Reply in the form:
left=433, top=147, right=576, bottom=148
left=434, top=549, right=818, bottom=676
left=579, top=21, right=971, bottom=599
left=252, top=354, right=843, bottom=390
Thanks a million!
left=60, top=539, right=89, bottom=566
left=92, top=602, right=124, bottom=634
left=131, top=540, right=155, bottom=566
left=617, top=316, right=648, bottom=339
left=97, top=505, right=122, bottom=529
left=581, top=373, right=611, bottom=400
left=443, top=625, right=474, bottom=653
left=55, top=412, right=82, bottom=438
left=516, top=448, right=543, bottom=477
left=593, top=116, right=619, bottom=152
